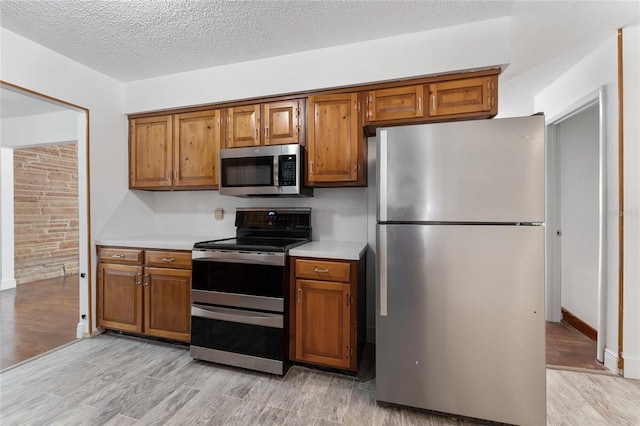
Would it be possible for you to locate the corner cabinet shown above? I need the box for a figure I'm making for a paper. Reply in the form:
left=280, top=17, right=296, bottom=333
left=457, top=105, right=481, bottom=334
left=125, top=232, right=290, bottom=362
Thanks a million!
left=289, top=256, right=365, bottom=372
left=306, top=93, right=366, bottom=187
left=225, top=99, right=304, bottom=148
left=97, top=246, right=191, bottom=342
left=129, top=110, right=222, bottom=190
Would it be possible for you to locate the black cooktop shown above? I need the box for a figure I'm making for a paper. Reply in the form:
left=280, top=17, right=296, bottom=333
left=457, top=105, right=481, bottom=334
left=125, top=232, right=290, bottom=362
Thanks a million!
left=193, top=237, right=310, bottom=252
left=193, top=207, right=312, bottom=253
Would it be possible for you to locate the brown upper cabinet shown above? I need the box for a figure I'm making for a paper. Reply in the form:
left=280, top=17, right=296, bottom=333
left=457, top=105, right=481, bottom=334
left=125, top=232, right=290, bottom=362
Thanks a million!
left=128, top=69, right=500, bottom=190
left=364, top=84, right=424, bottom=124
left=306, top=93, right=365, bottom=187
left=225, top=99, right=304, bottom=148
left=129, top=110, right=222, bottom=190
left=428, top=76, right=495, bottom=118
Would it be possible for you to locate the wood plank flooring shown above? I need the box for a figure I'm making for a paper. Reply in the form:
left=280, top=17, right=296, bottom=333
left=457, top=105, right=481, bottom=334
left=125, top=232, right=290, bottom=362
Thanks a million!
left=1, top=276, right=610, bottom=374
left=545, top=321, right=608, bottom=371
left=0, top=276, right=79, bottom=369
left=1, top=333, right=638, bottom=425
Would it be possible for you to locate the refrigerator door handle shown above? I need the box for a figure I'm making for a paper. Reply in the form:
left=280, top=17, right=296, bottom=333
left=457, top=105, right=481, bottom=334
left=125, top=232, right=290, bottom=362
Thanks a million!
left=378, top=129, right=388, bottom=222
left=379, top=225, right=388, bottom=316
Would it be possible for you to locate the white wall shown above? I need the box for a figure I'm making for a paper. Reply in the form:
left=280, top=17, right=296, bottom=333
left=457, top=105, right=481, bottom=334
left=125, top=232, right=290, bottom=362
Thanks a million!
left=0, top=148, right=15, bottom=289
left=535, top=27, right=640, bottom=378
left=1, top=110, right=78, bottom=147
left=622, top=26, right=640, bottom=379
left=1, top=27, right=127, bottom=331
left=123, top=18, right=510, bottom=113
left=557, top=105, right=600, bottom=328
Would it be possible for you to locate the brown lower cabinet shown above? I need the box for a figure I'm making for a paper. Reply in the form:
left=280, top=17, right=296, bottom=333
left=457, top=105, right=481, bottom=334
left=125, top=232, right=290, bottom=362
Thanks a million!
left=289, top=256, right=365, bottom=372
left=97, top=247, right=191, bottom=343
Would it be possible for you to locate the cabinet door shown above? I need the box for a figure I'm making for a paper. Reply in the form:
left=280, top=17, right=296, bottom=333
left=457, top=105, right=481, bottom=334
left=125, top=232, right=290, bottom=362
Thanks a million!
left=307, top=93, right=363, bottom=185
left=263, top=100, right=300, bottom=146
left=295, top=279, right=351, bottom=369
left=143, top=267, right=191, bottom=342
left=365, top=85, right=424, bottom=123
left=173, top=110, right=222, bottom=188
left=98, top=263, right=143, bottom=333
left=226, top=105, right=261, bottom=148
left=428, top=76, right=494, bottom=117
left=130, top=115, right=173, bottom=189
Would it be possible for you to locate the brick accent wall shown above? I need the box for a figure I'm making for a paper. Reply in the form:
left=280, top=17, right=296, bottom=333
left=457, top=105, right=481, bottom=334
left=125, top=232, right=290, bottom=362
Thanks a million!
left=13, top=145, right=79, bottom=285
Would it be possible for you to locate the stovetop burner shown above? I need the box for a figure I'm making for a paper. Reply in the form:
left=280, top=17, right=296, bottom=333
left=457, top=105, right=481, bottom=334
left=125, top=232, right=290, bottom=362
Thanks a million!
left=193, top=207, right=312, bottom=253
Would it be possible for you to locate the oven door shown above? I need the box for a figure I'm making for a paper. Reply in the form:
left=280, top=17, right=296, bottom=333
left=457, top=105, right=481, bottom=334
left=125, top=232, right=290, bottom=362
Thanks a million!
left=190, top=304, right=286, bottom=375
left=191, top=253, right=287, bottom=312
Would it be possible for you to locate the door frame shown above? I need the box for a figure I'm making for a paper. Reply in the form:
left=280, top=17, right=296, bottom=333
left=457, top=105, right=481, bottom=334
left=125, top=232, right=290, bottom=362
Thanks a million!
left=0, top=81, right=92, bottom=336
left=546, top=87, right=607, bottom=362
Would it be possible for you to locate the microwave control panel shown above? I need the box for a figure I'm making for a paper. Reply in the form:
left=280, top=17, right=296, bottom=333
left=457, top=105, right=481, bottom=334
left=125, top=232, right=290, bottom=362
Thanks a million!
left=278, top=155, right=297, bottom=186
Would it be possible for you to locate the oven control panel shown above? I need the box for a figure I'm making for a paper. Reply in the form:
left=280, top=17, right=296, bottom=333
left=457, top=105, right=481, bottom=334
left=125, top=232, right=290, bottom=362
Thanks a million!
left=235, top=208, right=311, bottom=229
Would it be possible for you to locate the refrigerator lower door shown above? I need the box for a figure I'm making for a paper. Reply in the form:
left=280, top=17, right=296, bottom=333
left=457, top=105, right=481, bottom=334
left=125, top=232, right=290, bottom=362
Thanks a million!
left=376, top=224, right=546, bottom=426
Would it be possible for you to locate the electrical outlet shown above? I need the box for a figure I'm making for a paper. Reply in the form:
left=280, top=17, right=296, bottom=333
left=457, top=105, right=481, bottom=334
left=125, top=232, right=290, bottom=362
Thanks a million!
left=214, top=208, right=224, bottom=220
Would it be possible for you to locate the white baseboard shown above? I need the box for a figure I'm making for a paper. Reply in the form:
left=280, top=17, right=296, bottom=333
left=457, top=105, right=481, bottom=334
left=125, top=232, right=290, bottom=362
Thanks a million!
left=604, top=348, right=619, bottom=374
left=1, top=278, right=16, bottom=290
left=622, top=355, right=640, bottom=379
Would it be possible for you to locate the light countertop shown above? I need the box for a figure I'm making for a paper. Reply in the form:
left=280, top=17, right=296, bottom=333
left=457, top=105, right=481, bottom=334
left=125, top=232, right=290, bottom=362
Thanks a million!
left=96, top=235, right=368, bottom=260
left=289, top=241, right=367, bottom=260
left=95, top=234, right=223, bottom=251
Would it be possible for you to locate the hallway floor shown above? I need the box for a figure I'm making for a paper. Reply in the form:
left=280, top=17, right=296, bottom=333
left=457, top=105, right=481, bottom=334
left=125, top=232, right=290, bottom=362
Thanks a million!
left=0, top=275, right=79, bottom=370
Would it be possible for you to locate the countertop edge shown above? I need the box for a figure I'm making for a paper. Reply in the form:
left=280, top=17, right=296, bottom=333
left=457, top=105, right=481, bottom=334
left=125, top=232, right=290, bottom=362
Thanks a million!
left=289, top=241, right=368, bottom=260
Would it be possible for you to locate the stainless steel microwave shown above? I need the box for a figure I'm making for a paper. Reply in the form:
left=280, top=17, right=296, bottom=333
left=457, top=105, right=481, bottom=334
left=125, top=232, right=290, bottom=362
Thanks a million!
left=219, top=144, right=313, bottom=197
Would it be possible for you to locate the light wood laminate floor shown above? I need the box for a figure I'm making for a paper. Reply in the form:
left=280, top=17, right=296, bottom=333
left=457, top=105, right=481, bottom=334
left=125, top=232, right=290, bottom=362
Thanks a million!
left=1, top=334, right=639, bottom=425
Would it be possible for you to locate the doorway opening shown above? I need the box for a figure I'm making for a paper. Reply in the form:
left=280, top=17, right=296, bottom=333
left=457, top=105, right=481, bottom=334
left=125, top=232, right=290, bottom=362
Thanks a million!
left=0, top=83, right=90, bottom=370
left=546, top=88, right=608, bottom=372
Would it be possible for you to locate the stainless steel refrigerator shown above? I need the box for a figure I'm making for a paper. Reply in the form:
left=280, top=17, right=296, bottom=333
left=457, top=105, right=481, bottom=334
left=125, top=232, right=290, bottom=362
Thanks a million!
left=376, top=116, right=546, bottom=426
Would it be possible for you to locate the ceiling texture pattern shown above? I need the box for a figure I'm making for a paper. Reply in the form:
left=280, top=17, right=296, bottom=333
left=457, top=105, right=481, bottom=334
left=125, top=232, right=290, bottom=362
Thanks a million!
left=1, top=0, right=639, bottom=104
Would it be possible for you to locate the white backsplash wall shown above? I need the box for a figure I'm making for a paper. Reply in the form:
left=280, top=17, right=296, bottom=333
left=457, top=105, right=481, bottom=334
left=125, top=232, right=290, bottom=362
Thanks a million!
left=98, top=186, right=368, bottom=242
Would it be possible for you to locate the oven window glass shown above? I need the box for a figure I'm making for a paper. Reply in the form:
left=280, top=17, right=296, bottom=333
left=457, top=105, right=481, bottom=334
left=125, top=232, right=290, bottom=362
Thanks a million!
left=192, top=260, right=285, bottom=298
left=191, top=316, right=284, bottom=360
left=221, top=156, right=274, bottom=187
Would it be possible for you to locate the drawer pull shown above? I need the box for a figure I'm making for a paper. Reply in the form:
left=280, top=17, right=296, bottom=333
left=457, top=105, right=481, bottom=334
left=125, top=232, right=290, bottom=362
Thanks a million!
left=111, top=254, right=125, bottom=259
left=161, top=257, right=175, bottom=262
left=314, top=267, right=330, bottom=273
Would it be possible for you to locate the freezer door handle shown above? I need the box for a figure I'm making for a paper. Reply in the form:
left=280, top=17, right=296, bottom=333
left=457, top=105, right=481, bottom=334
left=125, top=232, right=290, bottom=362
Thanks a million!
left=378, top=129, right=388, bottom=222
left=379, top=226, right=388, bottom=316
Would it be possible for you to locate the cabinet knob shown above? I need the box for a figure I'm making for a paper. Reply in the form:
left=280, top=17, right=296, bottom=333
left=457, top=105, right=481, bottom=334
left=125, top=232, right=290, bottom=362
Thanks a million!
left=111, top=254, right=125, bottom=259
left=313, top=267, right=329, bottom=273
left=161, top=257, right=174, bottom=263
left=143, top=274, right=149, bottom=286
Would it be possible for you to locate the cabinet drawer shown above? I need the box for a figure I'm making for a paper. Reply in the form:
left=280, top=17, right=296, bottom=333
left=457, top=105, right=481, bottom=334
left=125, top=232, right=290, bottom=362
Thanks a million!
left=98, top=247, right=143, bottom=265
left=145, top=250, right=191, bottom=269
left=295, top=259, right=350, bottom=283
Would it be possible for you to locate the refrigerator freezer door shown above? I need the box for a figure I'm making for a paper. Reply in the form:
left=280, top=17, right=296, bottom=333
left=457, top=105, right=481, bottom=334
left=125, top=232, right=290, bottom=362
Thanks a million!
left=378, top=116, right=545, bottom=223
left=376, top=223, right=546, bottom=426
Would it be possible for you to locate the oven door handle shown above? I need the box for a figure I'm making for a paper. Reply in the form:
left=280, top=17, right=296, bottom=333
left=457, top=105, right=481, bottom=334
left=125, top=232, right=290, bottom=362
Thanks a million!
left=191, top=304, right=283, bottom=328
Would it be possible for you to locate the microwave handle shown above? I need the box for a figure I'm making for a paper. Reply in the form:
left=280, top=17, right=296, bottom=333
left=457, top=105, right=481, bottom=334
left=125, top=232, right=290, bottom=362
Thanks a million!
left=273, top=155, right=279, bottom=186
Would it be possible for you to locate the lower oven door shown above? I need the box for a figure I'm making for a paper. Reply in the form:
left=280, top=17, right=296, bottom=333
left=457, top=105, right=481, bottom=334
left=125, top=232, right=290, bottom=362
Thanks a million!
left=190, top=304, right=286, bottom=375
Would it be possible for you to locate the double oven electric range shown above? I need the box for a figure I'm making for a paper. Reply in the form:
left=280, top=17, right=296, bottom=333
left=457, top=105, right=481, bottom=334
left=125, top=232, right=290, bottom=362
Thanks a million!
left=190, top=207, right=311, bottom=375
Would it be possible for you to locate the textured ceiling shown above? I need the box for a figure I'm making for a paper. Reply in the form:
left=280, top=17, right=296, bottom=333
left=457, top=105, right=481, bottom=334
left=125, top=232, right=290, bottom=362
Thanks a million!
left=1, top=0, right=639, bottom=108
